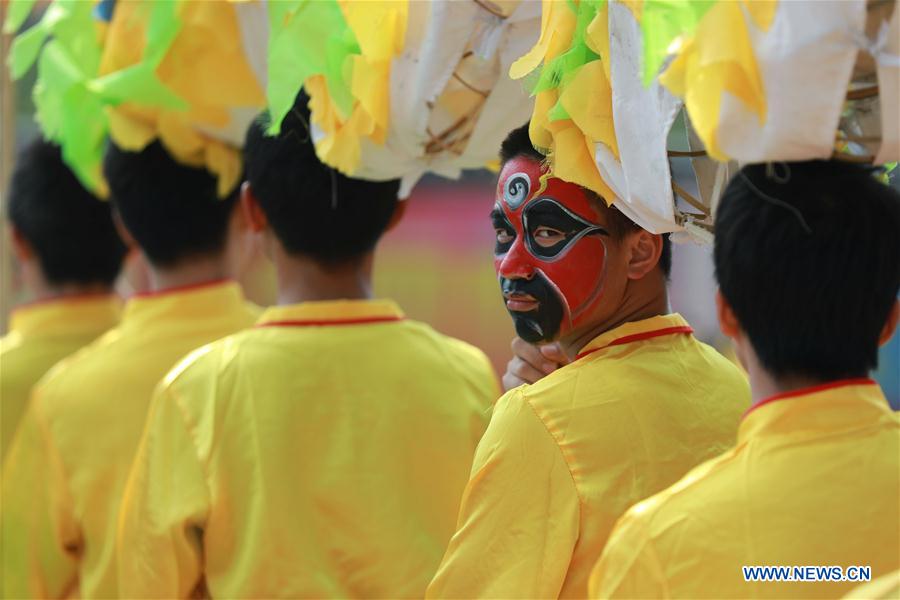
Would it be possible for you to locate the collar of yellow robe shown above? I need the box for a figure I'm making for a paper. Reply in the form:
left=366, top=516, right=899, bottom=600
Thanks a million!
left=121, top=279, right=246, bottom=326
left=9, top=294, right=122, bottom=339
left=257, top=299, right=405, bottom=328
left=574, top=312, right=693, bottom=361
left=739, top=378, right=890, bottom=444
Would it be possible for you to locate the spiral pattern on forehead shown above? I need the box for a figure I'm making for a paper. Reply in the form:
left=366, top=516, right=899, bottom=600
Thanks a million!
left=504, top=172, right=531, bottom=210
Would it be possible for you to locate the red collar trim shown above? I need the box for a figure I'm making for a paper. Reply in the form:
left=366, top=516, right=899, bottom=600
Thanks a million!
left=130, top=278, right=231, bottom=299
left=743, top=377, right=878, bottom=419
left=15, top=291, right=117, bottom=309
left=575, top=325, right=694, bottom=361
left=257, top=315, right=405, bottom=328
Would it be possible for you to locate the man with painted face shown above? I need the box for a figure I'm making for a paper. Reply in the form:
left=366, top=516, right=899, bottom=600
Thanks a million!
left=427, top=124, right=750, bottom=599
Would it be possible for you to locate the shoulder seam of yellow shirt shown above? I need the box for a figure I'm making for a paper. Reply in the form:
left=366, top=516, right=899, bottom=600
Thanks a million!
left=517, top=387, right=587, bottom=509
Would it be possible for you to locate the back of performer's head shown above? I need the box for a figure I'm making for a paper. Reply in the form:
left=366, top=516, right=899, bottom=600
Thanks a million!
left=103, top=139, right=238, bottom=268
left=8, top=138, right=126, bottom=287
left=714, top=161, right=900, bottom=382
left=242, top=90, right=400, bottom=265
left=498, top=123, right=672, bottom=277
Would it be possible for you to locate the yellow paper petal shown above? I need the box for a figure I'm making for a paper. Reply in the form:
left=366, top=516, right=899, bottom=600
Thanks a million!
left=510, top=0, right=575, bottom=79
left=341, top=1, right=407, bottom=62
left=742, top=0, right=777, bottom=30
left=509, top=0, right=555, bottom=79
left=529, top=89, right=558, bottom=152
left=351, top=55, right=390, bottom=131
left=205, top=141, right=242, bottom=197
left=302, top=1, right=406, bottom=176
left=558, top=60, right=618, bottom=159
left=585, top=3, right=611, bottom=82
left=158, top=113, right=206, bottom=167
left=107, top=107, right=157, bottom=150
left=549, top=123, right=617, bottom=205
left=100, top=0, right=265, bottom=196
left=620, top=0, right=644, bottom=21
left=660, top=0, right=768, bottom=160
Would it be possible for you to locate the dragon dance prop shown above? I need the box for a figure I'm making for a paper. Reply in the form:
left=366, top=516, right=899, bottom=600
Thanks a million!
left=5, top=0, right=268, bottom=197
left=512, top=0, right=900, bottom=241
left=7, top=0, right=540, bottom=199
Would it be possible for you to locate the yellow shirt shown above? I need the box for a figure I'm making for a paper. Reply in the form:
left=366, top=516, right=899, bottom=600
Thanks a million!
left=0, top=295, right=120, bottom=458
left=1, top=280, right=258, bottom=599
left=427, top=313, right=750, bottom=599
left=117, top=299, right=499, bottom=599
left=590, top=379, right=900, bottom=599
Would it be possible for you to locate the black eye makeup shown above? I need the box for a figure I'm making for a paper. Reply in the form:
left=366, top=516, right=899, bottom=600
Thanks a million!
left=491, top=206, right=516, bottom=255
left=523, top=198, right=608, bottom=259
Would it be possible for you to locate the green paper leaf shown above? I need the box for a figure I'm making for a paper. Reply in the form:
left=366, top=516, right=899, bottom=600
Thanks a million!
left=640, top=0, right=716, bottom=85
left=59, top=85, right=108, bottom=192
left=265, top=0, right=357, bottom=134
left=16, top=0, right=189, bottom=194
left=142, top=0, right=181, bottom=67
left=324, top=30, right=359, bottom=118
left=529, top=0, right=602, bottom=96
left=3, top=0, right=38, bottom=34
left=90, top=64, right=187, bottom=110
left=7, top=20, right=48, bottom=79
left=548, top=101, right=570, bottom=123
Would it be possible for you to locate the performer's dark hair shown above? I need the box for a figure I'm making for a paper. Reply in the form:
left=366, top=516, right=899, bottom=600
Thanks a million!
left=243, top=91, right=400, bottom=264
left=715, top=160, right=900, bottom=381
left=8, top=138, right=126, bottom=285
left=103, top=140, right=238, bottom=267
left=499, top=123, right=672, bottom=277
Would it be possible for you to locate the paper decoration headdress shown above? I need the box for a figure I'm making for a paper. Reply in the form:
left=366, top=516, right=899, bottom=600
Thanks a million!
left=265, top=0, right=541, bottom=196
left=5, top=0, right=268, bottom=197
left=512, top=0, right=899, bottom=241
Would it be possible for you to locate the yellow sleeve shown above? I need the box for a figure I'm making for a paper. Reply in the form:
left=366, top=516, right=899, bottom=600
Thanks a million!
left=1, top=394, right=79, bottom=598
left=426, top=389, right=581, bottom=598
left=117, top=382, right=211, bottom=599
left=588, top=508, right=668, bottom=599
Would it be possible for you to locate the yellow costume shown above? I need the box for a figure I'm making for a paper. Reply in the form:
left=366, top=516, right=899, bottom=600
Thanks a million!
left=1, top=281, right=257, bottom=598
left=591, top=380, right=899, bottom=599
left=117, top=299, right=498, bottom=598
left=427, top=313, right=749, bottom=598
left=0, top=294, right=120, bottom=458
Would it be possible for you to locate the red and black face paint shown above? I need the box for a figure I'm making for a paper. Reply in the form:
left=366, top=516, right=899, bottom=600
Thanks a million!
left=493, top=156, right=610, bottom=343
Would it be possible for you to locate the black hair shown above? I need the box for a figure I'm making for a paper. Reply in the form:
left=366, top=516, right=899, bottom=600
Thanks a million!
left=243, top=91, right=400, bottom=264
left=7, top=138, right=126, bottom=286
left=499, top=123, right=672, bottom=276
left=715, top=161, right=900, bottom=381
left=103, top=140, right=237, bottom=267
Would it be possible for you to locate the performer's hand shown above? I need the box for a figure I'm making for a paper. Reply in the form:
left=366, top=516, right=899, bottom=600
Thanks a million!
left=502, top=337, right=569, bottom=391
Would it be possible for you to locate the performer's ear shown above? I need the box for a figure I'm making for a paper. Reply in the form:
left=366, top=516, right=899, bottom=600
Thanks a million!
left=10, top=225, right=34, bottom=261
left=716, top=290, right=741, bottom=339
left=879, top=299, right=899, bottom=347
left=240, top=181, right=268, bottom=233
left=386, top=199, right=407, bottom=232
left=111, top=209, right=138, bottom=251
left=625, top=230, right=663, bottom=281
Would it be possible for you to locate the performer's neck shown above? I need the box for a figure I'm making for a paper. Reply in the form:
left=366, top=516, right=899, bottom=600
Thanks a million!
left=146, top=252, right=230, bottom=294
left=19, top=260, right=115, bottom=302
left=275, top=250, right=374, bottom=305
left=741, top=345, right=841, bottom=405
left=559, top=276, right=670, bottom=359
